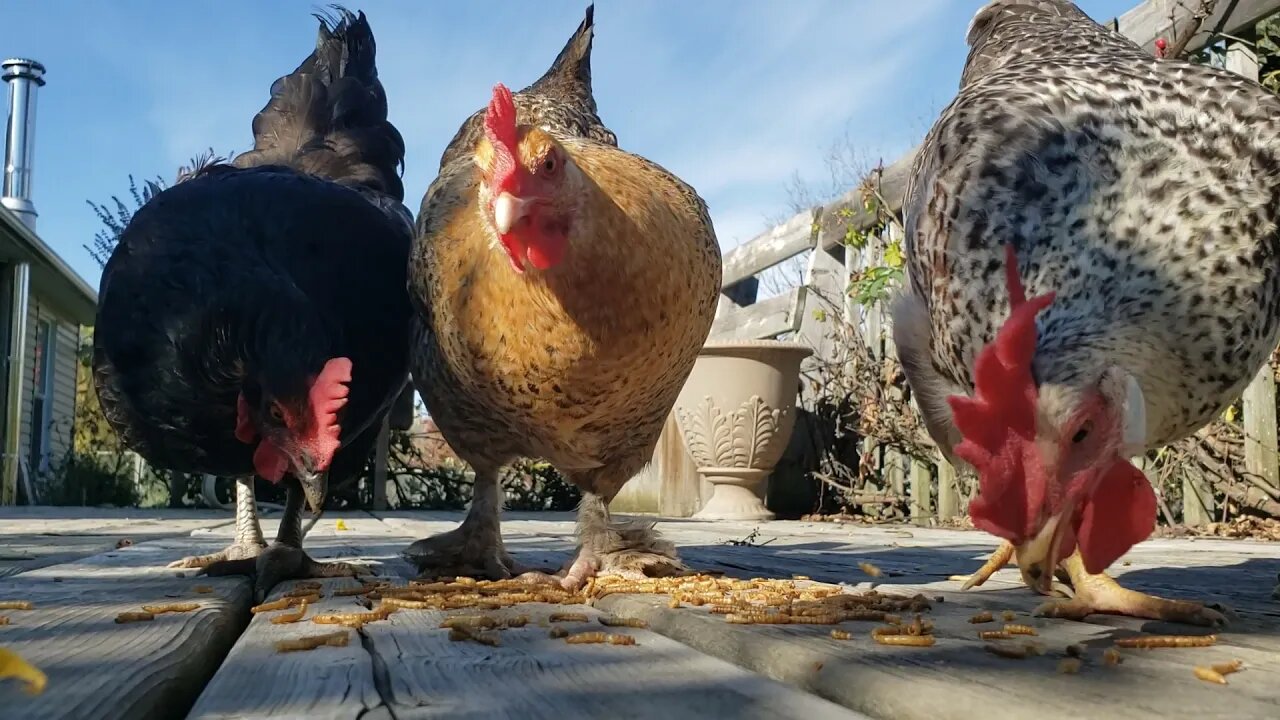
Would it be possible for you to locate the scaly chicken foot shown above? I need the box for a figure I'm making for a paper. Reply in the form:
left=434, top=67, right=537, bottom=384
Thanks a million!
left=404, top=467, right=534, bottom=580
left=534, top=492, right=690, bottom=591
left=202, top=477, right=371, bottom=601
left=169, top=476, right=267, bottom=569
left=1031, top=551, right=1229, bottom=628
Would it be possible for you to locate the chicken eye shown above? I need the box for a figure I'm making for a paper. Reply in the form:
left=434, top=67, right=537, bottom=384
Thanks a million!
left=1072, top=423, right=1092, bottom=444
left=269, top=404, right=285, bottom=422
left=542, top=154, right=557, bottom=173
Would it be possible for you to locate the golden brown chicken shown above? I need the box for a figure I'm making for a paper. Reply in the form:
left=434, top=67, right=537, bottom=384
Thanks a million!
left=402, top=6, right=721, bottom=588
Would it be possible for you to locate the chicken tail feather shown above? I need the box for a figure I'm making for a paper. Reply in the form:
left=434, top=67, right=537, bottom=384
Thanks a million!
left=231, top=6, right=407, bottom=201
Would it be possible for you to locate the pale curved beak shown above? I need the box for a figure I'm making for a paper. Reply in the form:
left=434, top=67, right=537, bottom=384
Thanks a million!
left=493, top=192, right=531, bottom=235
left=1015, top=495, right=1081, bottom=594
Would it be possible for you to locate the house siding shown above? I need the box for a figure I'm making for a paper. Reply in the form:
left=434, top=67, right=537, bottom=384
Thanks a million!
left=16, top=293, right=79, bottom=478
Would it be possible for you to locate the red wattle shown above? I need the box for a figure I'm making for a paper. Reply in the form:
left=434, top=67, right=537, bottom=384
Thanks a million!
left=1073, top=459, right=1157, bottom=574
left=253, top=440, right=289, bottom=482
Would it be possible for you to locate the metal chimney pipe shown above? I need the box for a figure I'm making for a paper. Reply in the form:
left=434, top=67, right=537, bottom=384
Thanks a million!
left=2, top=58, right=45, bottom=231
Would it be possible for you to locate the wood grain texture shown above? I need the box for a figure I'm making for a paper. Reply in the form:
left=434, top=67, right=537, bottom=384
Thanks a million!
left=360, top=587, right=866, bottom=720
left=185, top=578, right=384, bottom=720
left=0, top=562, right=250, bottom=720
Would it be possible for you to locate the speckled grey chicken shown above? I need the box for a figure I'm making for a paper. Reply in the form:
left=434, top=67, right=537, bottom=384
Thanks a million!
left=891, top=0, right=1280, bottom=624
left=403, top=5, right=721, bottom=586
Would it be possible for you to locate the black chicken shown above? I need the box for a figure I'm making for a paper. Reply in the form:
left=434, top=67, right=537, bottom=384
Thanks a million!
left=93, top=8, right=413, bottom=597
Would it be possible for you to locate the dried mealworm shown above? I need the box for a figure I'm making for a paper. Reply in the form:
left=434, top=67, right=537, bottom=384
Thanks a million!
left=969, top=611, right=994, bottom=624
left=1115, top=634, right=1217, bottom=649
left=114, top=611, right=154, bottom=623
left=607, top=634, right=636, bottom=646
left=841, top=609, right=888, bottom=622
left=1212, top=659, right=1244, bottom=675
left=275, top=630, right=349, bottom=653
left=1004, top=624, right=1038, bottom=636
left=1103, top=648, right=1123, bottom=666
left=565, top=632, right=608, bottom=644
left=0, top=601, right=32, bottom=611
left=193, top=585, right=214, bottom=594
left=504, top=615, right=530, bottom=628
left=0, top=616, right=8, bottom=626
left=1001, top=610, right=1016, bottom=622
left=599, top=616, right=648, bottom=628
left=978, top=630, right=1013, bottom=640
left=251, top=597, right=306, bottom=614
left=284, top=587, right=320, bottom=599
left=871, top=625, right=904, bottom=637
left=270, top=602, right=308, bottom=625
left=549, top=626, right=569, bottom=639
left=1058, top=658, right=1082, bottom=674
left=858, top=562, right=883, bottom=578
left=142, top=602, right=200, bottom=614
left=874, top=633, right=936, bottom=647
left=985, top=643, right=1029, bottom=659
left=1193, top=666, right=1227, bottom=685
left=439, top=615, right=498, bottom=629
left=668, top=596, right=681, bottom=608
left=381, top=597, right=439, bottom=610
left=549, top=612, right=590, bottom=623
left=830, top=629, right=852, bottom=640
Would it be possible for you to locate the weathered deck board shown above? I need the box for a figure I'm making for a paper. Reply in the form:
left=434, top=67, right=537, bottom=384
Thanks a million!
left=0, top=546, right=251, bottom=720
left=362, top=593, right=865, bottom=720
left=0, top=508, right=234, bottom=577
left=1, top=510, right=1277, bottom=720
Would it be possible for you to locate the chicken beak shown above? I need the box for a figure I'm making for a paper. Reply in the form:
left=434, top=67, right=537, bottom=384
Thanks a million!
left=1016, top=496, right=1080, bottom=594
left=493, top=192, right=531, bottom=236
left=298, top=471, right=327, bottom=515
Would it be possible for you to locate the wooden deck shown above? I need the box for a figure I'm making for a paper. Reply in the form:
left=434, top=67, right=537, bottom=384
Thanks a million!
left=1, top=509, right=1277, bottom=720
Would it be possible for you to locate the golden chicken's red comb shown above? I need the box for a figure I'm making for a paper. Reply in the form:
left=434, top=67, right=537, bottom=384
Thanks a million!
left=485, top=83, right=520, bottom=193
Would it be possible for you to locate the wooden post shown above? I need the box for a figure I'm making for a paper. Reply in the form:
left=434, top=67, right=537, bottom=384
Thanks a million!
left=909, top=459, right=932, bottom=526
left=936, top=459, right=959, bottom=521
left=1243, top=365, right=1280, bottom=505
left=371, top=415, right=391, bottom=511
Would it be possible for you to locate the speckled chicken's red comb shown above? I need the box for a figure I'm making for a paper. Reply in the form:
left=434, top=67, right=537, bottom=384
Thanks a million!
left=947, top=244, right=1055, bottom=542
left=484, top=83, right=520, bottom=194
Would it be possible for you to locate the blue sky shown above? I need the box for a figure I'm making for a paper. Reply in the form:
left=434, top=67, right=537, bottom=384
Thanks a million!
left=3, top=0, right=1137, bottom=290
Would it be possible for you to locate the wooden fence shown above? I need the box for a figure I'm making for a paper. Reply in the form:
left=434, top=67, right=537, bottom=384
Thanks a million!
left=614, top=0, right=1280, bottom=525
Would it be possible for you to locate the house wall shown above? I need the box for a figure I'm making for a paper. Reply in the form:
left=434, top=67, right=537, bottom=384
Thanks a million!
left=16, top=293, right=79, bottom=477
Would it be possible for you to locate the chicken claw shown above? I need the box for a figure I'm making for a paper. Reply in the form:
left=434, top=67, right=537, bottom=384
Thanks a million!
left=1033, top=552, right=1229, bottom=628
left=168, top=541, right=266, bottom=570
left=955, top=542, right=1015, bottom=590
left=404, top=525, right=529, bottom=581
left=203, top=543, right=372, bottom=602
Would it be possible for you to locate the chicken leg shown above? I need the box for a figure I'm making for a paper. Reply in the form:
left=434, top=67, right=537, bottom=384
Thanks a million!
left=957, top=542, right=1227, bottom=628
left=1034, top=552, right=1229, bottom=628
left=550, top=490, right=688, bottom=591
left=169, top=476, right=266, bottom=569
left=203, top=476, right=370, bottom=601
left=403, top=465, right=526, bottom=579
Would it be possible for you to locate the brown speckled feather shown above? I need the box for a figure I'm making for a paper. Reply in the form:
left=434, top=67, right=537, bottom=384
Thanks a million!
left=409, top=136, right=720, bottom=495
left=894, top=0, right=1280, bottom=457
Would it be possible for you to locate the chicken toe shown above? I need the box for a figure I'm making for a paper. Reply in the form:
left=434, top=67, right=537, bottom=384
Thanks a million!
left=954, top=541, right=1015, bottom=590
left=403, top=467, right=531, bottom=580
left=1033, top=551, right=1229, bottom=628
left=169, top=476, right=266, bottom=569
left=556, top=492, right=690, bottom=591
left=168, top=542, right=265, bottom=570
left=404, top=525, right=524, bottom=580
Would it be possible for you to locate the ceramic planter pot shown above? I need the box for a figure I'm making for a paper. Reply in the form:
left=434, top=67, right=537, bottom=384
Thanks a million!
left=674, top=339, right=813, bottom=521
